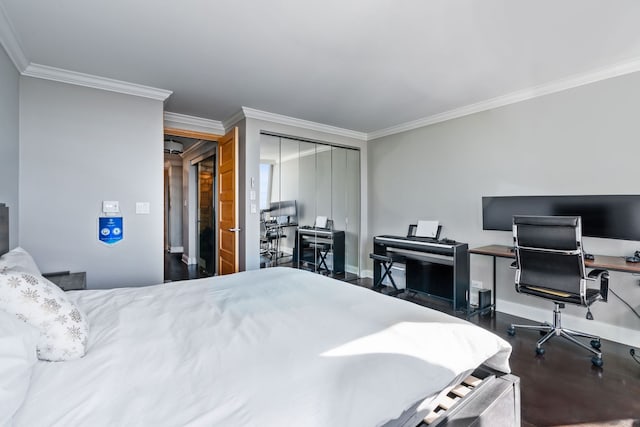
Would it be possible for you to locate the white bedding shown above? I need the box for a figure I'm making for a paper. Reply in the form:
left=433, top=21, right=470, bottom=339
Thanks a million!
left=15, top=267, right=511, bottom=427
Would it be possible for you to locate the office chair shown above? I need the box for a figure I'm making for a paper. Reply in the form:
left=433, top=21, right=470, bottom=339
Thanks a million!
left=506, top=215, right=609, bottom=367
left=260, top=213, right=286, bottom=265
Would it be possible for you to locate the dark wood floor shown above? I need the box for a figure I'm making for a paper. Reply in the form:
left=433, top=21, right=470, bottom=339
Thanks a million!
left=164, top=254, right=640, bottom=427
left=164, top=252, right=211, bottom=282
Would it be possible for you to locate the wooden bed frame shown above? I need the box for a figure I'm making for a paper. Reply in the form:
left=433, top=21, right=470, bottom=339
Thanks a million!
left=0, top=203, right=520, bottom=426
left=419, top=366, right=520, bottom=426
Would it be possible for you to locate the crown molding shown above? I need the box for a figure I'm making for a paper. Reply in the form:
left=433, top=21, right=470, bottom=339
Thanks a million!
left=240, top=106, right=368, bottom=141
left=369, top=56, right=640, bottom=140
left=164, top=112, right=225, bottom=134
left=222, top=109, right=246, bottom=131
left=0, top=1, right=28, bottom=71
left=22, top=63, right=172, bottom=101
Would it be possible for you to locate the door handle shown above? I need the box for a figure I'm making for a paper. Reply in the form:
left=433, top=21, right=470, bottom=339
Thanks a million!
left=228, top=228, right=242, bottom=232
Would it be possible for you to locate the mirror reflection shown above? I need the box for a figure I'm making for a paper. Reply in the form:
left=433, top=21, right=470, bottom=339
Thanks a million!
left=259, top=134, right=360, bottom=280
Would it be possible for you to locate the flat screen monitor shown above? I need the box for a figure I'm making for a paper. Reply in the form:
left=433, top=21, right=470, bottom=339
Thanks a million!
left=482, top=195, right=640, bottom=241
left=268, top=200, right=297, bottom=225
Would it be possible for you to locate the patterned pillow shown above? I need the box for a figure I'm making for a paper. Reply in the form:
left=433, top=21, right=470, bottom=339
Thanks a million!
left=0, top=269, right=89, bottom=361
left=0, top=247, right=41, bottom=276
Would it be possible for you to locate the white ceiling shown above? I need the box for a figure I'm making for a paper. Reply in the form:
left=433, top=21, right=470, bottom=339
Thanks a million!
left=3, top=0, right=640, bottom=134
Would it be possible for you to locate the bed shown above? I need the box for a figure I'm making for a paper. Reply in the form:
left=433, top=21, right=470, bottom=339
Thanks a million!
left=0, top=205, right=519, bottom=426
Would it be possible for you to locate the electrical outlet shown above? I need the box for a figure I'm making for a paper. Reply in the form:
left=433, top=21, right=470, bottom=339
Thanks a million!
left=471, top=280, right=483, bottom=289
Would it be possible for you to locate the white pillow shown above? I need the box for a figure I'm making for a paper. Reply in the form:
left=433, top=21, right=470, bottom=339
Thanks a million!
left=0, top=247, right=41, bottom=277
left=0, top=309, right=40, bottom=426
left=0, top=269, right=89, bottom=361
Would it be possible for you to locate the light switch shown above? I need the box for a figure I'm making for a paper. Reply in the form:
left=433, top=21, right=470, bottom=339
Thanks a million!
left=136, top=202, right=150, bottom=214
left=102, top=201, right=120, bottom=214
left=250, top=190, right=256, bottom=201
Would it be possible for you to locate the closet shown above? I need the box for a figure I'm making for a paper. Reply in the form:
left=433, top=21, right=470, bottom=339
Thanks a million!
left=259, top=133, right=360, bottom=278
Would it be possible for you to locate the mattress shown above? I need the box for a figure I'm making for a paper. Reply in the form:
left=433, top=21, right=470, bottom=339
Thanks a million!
left=15, top=267, right=511, bottom=427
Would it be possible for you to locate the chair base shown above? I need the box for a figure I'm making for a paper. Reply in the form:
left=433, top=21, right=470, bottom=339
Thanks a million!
left=507, top=302, right=603, bottom=367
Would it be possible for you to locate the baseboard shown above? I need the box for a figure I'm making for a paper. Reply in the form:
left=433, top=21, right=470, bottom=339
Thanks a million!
left=169, top=246, right=183, bottom=254
left=346, top=265, right=360, bottom=276
left=361, top=269, right=373, bottom=278
left=181, top=254, right=197, bottom=265
left=496, top=298, right=640, bottom=348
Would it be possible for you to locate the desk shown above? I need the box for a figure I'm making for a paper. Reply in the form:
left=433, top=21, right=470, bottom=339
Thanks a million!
left=470, top=245, right=640, bottom=313
left=262, top=222, right=297, bottom=264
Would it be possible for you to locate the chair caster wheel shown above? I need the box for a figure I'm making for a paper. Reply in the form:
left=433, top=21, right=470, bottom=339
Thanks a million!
left=591, top=356, right=603, bottom=367
left=507, top=327, right=515, bottom=336
left=590, top=340, right=601, bottom=349
left=535, top=347, right=545, bottom=355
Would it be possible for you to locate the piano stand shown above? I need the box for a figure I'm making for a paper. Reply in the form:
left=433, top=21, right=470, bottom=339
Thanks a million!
left=369, top=253, right=405, bottom=297
left=310, top=242, right=331, bottom=273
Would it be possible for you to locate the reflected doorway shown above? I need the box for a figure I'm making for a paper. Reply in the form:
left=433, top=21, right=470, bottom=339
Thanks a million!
left=197, top=156, right=215, bottom=276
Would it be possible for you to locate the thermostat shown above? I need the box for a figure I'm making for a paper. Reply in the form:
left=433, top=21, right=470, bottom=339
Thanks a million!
left=102, top=201, right=120, bottom=214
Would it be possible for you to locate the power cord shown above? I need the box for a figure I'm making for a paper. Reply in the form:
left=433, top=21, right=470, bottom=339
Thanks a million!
left=609, top=287, right=640, bottom=365
left=609, top=288, right=640, bottom=320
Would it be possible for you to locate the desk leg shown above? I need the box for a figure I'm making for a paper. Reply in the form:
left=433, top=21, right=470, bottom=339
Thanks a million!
left=492, top=256, right=497, bottom=313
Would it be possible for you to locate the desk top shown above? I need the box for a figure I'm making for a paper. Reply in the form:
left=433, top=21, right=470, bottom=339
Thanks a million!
left=470, top=244, right=640, bottom=274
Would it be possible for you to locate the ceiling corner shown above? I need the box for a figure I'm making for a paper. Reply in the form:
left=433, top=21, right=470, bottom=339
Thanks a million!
left=222, top=109, right=247, bottom=132
left=0, top=1, right=28, bottom=72
left=164, top=112, right=225, bottom=135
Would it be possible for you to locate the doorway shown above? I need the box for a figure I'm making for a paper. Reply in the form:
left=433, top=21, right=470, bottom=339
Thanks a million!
left=163, top=128, right=220, bottom=282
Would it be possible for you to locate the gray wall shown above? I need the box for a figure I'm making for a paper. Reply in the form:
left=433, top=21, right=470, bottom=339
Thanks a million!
left=368, top=71, right=640, bottom=345
left=0, top=44, right=19, bottom=248
left=19, top=77, right=164, bottom=288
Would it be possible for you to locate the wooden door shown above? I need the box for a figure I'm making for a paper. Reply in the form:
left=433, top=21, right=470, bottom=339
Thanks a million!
left=217, top=127, right=239, bottom=275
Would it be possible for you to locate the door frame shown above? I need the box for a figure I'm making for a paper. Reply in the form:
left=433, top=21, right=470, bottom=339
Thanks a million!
left=164, top=127, right=222, bottom=270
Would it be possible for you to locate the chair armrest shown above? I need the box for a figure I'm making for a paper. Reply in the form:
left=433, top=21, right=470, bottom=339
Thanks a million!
left=588, top=269, right=609, bottom=302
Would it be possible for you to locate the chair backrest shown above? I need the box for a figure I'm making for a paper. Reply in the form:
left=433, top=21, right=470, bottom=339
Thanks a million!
left=513, top=215, right=587, bottom=297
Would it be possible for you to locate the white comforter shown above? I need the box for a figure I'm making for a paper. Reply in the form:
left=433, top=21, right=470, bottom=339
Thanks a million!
left=15, top=267, right=511, bottom=427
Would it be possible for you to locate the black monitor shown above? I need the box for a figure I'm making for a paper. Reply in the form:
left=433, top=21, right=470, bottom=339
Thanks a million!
left=268, top=200, right=297, bottom=225
left=482, top=195, right=640, bottom=241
